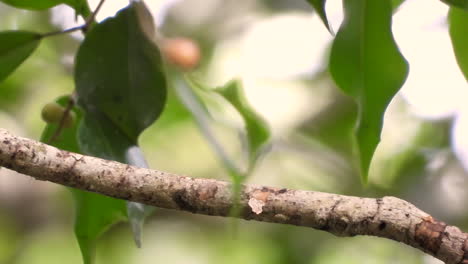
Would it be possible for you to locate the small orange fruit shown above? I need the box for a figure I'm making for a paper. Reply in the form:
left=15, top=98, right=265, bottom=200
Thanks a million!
left=162, top=37, right=201, bottom=71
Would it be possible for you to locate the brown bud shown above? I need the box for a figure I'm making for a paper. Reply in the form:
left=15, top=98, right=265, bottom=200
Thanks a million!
left=162, top=37, right=201, bottom=71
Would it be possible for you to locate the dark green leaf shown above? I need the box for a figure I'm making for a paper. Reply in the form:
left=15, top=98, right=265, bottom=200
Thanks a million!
left=75, top=2, right=166, bottom=259
left=75, top=1, right=166, bottom=141
left=77, top=110, right=140, bottom=264
left=306, top=0, right=332, bottom=33
left=329, top=0, right=409, bottom=182
left=442, top=0, right=468, bottom=10
left=78, top=111, right=140, bottom=163
left=40, top=96, right=128, bottom=264
left=72, top=189, right=127, bottom=264
left=0, top=31, right=41, bottom=82
left=216, top=79, right=271, bottom=170
left=79, top=109, right=154, bottom=249
left=449, top=7, right=468, bottom=81
left=0, top=0, right=83, bottom=10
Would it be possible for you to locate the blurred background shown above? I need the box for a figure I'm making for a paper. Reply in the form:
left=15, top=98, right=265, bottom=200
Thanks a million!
left=0, top=0, right=467, bottom=263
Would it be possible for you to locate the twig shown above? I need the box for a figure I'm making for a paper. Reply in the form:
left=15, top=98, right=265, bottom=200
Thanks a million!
left=46, top=93, right=77, bottom=144
left=0, top=128, right=467, bottom=264
left=81, top=0, right=106, bottom=32
left=41, top=0, right=107, bottom=38
left=43, top=0, right=107, bottom=140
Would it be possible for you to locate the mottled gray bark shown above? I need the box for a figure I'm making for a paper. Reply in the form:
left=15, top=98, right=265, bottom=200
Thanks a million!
left=0, top=128, right=466, bottom=264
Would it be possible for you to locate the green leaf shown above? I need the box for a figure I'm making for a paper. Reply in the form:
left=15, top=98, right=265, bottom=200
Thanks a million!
left=72, top=189, right=127, bottom=264
left=75, top=1, right=166, bottom=141
left=0, top=0, right=82, bottom=10
left=78, top=111, right=141, bottom=163
left=75, top=2, right=166, bottom=259
left=306, top=0, right=332, bottom=33
left=79, top=109, right=154, bottom=249
left=392, top=0, right=405, bottom=10
left=0, top=31, right=41, bottom=83
left=77, top=110, right=142, bottom=264
left=0, top=0, right=62, bottom=9
left=216, top=79, right=271, bottom=171
left=329, top=0, right=409, bottom=182
left=442, top=0, right=468, bottom=10
left=449, top=7, right=468, bottom=81
left=40, top=96, right=128, bottom=264
left=173, top=75, right=240, bottom=175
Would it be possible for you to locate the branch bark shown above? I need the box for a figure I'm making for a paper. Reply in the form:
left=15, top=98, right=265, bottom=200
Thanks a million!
left=0, top=128, right=466, bottom=264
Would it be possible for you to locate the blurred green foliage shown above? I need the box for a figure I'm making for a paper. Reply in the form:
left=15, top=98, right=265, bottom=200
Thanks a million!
left=0, top=0, right=467, bottom=263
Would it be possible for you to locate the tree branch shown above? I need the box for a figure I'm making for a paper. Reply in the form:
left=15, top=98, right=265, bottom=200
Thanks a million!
left=0, top=128, right=466, bottom=264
